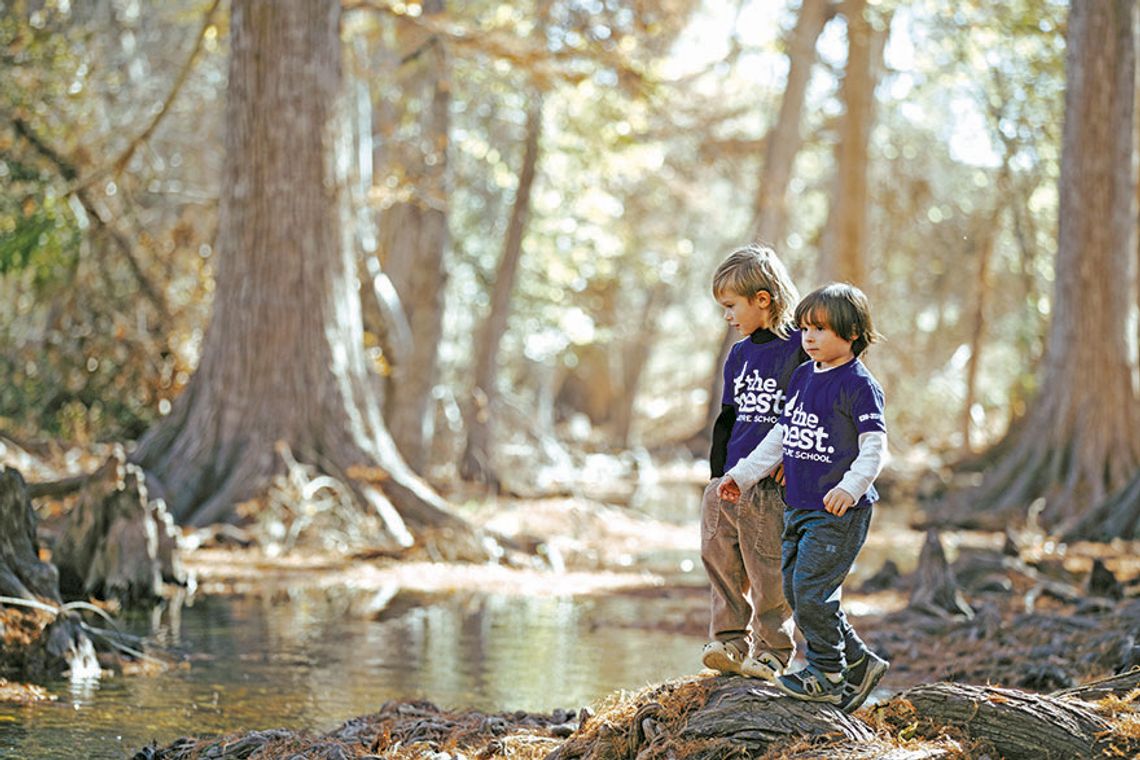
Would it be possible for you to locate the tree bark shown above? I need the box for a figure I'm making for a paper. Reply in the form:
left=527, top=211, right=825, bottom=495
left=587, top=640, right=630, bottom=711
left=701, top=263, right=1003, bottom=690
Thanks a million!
left=129, top=0, right=482, bottom=556
left=378, top=0, right=451, bottom=474
left=0, top=467, right=94, bottom=680
left=961, top=208, right=999, bottom=453
left=895, top=682, right=1112, bottom=760
left=818, top=0, right=887, bottom=288
left=1052, top=667, right=1140, bottom=702
left=0, top=468, right=62, bottom=605
left=461, top=94, right=543, bottom=487
left=750, top=0, right=831, bottom=250
left=944, top=0, right=1139, bottom=535
left=612, top=280, right=668, bottom=448
left=547, top=675, right=874, bottom=760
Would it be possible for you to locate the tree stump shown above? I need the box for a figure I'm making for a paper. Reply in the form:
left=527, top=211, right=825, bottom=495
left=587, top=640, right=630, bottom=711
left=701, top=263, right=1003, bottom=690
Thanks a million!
left=908, top=529, right=974, bottom=619
left=894, top=682, right=1112, bottom=759
left=0, top=467, right=62, bottom=604
left=1086, top=558, right=1123, bottom=600
left=0, top=466, right=94, bottom=680
left=53, top=447, right=184, bottom=606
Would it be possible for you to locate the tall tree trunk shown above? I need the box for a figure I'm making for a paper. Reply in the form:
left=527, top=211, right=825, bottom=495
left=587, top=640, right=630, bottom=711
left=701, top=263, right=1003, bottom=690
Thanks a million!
left=818, top=0, right=887, bottom=288
left=131, top=0, right=480, bottom=554
left=947, top=0, right=1139, bottom=535
left=612, top=280, right=669, bottom=448
left=378, top=0, right=451, bottom=474
left=750, top=0, right=831, bottom=249
left=460, top=95, right=543, bottom=486
left=694, top=0, right=831, bottom=450
left=961, top=206, right=1000, bottom=454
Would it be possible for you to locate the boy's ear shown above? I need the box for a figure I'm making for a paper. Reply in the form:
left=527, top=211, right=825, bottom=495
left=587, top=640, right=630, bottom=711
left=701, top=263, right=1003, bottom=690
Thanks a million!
left=751, top=291, right=772, bottom=308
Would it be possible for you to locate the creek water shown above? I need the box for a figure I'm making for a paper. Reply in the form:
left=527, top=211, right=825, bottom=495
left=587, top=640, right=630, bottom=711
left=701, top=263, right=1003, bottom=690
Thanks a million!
left=0, top=587, right=707, bottom=759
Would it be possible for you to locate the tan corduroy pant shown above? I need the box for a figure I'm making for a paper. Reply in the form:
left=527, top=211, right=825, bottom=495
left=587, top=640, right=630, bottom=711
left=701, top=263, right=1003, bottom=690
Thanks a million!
left=700, top=477, right=795, bottom=664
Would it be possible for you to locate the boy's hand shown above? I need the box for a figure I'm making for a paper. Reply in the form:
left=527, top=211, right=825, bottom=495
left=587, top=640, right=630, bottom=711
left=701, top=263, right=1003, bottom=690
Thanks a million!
left=823, top=487, right=855, bottom=516
left=717, top=476, right=742, bottom=503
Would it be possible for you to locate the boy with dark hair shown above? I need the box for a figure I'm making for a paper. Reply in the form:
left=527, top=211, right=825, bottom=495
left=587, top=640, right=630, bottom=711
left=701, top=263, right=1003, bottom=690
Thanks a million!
left=718, top=282, right=889, bottom=712
left=699, top=243, right=806, bottom=680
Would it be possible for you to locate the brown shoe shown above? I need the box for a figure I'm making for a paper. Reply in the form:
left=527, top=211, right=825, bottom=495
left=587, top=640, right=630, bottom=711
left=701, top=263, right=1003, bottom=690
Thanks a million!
left=701, top=640, right=745, bottom=675
left=740, top=650, right=784, bottom=681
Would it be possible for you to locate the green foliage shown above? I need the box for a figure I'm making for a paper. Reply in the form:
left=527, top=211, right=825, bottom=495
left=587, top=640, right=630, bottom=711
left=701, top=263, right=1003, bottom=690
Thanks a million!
left=0, top=0, right=1079, bottom=461
left=0, top=166, right=80, bottom=284
left=0, top=0, right=222, bottom=441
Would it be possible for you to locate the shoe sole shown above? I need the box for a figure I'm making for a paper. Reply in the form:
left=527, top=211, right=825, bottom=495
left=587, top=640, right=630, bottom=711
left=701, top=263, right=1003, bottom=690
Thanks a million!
left=842, top=659, right=890, bottom=713
left=702, top=650, right=742, bottom=675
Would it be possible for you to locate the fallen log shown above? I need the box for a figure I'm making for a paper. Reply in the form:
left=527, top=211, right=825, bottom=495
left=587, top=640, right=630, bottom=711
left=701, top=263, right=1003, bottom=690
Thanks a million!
left=132, top=700, right=576, bottom=760
left=1051, top=666, right=1140, bottom=702
left=679, top=676, right=874, bottom=745
left=133, top=678, right=882, bottom=760
left=549, top=675, right=876, bottom=760
left=888, top=682, right=1115, bottom=760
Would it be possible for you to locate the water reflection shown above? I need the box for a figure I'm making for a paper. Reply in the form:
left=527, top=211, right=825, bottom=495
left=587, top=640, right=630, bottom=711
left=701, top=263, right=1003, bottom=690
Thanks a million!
left=0, top=588, right=704, bottom=760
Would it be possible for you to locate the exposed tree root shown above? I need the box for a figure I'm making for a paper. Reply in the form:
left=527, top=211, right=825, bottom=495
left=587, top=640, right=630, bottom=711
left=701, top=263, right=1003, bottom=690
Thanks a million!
left=132, top=397, right=492, bottom=561
left=1066, top=471, right=1140, bottom=541
left=933, top=396, right=1136, bottom=535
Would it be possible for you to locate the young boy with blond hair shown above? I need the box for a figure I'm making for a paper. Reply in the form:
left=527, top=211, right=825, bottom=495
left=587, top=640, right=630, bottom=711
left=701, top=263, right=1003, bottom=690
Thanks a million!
left=718, top=282, right=890, bottom=712
left=699, top=243, right=806, bottom=680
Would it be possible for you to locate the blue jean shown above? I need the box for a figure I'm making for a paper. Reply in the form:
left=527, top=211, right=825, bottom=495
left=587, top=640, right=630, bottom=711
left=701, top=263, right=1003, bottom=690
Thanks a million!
left=781, top=506, right=872, bottom=674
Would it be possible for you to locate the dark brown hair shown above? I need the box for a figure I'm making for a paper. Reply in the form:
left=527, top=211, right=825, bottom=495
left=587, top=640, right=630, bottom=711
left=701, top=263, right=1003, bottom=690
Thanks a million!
left=795, top=283, right=882, bottom=357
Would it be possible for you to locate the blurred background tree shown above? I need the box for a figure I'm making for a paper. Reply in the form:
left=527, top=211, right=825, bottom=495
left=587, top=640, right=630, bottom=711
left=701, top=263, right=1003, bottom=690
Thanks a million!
left=1, top=0, right=1136, bottom=540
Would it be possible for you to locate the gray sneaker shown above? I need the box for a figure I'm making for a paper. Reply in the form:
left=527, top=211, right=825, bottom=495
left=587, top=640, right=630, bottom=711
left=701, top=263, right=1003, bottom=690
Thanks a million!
left=838, top=652, right=889, bottom=713
left=773, top=665, right=846, bottom=704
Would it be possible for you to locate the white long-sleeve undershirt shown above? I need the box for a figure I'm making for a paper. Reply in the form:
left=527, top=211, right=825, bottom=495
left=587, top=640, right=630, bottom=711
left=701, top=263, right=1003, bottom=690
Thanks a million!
left=836, top=431, right=889, bottom=500
left=725, top=423, right=784, bottom=491
left=726, top=427, right=889, bottom=502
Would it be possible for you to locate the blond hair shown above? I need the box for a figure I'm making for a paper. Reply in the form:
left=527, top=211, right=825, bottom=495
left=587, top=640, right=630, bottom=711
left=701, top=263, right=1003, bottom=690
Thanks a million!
left=711, top=243, right=800, bottom=339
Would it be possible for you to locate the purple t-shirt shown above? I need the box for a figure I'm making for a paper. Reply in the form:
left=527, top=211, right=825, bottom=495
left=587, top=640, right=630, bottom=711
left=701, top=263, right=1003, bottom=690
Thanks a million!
left=722, top=329, right=805, bottom=471
left=780, top=358, right=886, bottom=511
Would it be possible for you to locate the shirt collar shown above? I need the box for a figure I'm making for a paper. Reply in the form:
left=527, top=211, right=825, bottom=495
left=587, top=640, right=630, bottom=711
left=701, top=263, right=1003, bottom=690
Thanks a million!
left=748, top=328, right=778, bottom=344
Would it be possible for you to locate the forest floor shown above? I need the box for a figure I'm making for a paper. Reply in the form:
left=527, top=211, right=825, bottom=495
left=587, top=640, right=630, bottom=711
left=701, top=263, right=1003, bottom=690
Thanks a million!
left=132, top=484, right=1140, bottom=759
left=5, top=440, right=1140, bottom=757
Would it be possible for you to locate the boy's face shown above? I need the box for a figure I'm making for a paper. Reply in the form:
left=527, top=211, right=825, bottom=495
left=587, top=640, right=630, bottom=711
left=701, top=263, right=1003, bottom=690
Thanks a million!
left=801, top=321, right=855, bottom=369
left=718, top=289, right=771, bottom=336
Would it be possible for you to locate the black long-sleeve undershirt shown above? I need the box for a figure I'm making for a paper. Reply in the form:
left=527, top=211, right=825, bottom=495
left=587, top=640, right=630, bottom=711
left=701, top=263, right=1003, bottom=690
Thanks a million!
left=710, top=403, right=735, bottom=478
left=708, top=328, right=808, bottom=478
